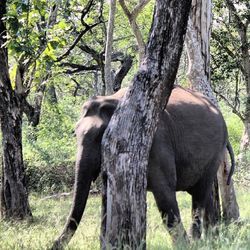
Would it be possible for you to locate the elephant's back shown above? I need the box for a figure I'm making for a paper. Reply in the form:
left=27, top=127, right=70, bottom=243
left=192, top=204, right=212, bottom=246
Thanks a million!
left=156, top=86, right=227, bottom=191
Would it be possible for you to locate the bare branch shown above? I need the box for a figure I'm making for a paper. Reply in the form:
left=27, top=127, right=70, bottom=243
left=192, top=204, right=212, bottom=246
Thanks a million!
left=81, top=0, right=95, bottom=26
left=225, top=0, right=246, bottom=29
left=78, top=44, right=101, bottom=61
left=214, top=89, right=245, bottom=122
left=113, top=55, right=133, bottom=91
left=119, top=0, right=149, bottom=64
left=56, top=22, right=100, bottom=62
left=61, top=62, right=99, bottom=74
left=132, top=0, right=151, bottom=19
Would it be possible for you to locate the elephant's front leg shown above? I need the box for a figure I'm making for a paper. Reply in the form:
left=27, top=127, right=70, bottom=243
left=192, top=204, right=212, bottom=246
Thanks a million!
left=152, top=183, right=188, bottom=243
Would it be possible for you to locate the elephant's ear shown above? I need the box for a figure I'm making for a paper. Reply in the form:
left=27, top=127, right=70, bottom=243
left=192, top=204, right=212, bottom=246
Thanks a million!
left=99, top=100, right=118, bottom=122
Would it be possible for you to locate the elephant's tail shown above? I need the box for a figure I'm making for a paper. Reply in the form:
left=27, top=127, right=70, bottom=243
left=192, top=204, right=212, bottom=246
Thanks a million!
left=226, top=141, right=235, bottom=185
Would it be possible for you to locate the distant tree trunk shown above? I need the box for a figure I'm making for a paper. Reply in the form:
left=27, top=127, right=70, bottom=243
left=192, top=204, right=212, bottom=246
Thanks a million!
left=186, top=0, right=239, bottom=222
left=225, top=0, right=250, bottom=156
left=101, top=0, right=191, bottom=249
left=240, top=121, right=250, bottom=154
left=0, top=0, right=32, bottom=219
left=104, top=0, right=117, bottom=95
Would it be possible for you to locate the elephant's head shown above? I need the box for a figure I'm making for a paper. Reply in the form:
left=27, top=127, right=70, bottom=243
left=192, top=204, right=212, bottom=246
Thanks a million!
left=52, top=88, right=127, bottom=249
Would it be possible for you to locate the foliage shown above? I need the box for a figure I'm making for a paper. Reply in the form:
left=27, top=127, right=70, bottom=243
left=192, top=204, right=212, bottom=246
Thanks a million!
left=22, top=88, right=86, bottom=193
left=222, top=103, right=244, bottom=154
left=211, top=0, right=250, bottom=122
left=0, top=189, right=250, bottom=249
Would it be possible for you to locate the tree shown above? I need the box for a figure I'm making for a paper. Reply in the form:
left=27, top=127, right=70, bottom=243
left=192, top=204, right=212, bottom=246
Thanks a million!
left=0, top=0, right=66, bottom=219
left=119, top=0, right=151, bottom=64
left=186, top=0, right=239, bottom=221
left=185, top=0, right=239, bottom=222
left=101, top=0, right=191, bottom=248
left=0, top=0, right=32, bottom=219
left=104, top=0, right=117, bottom=94
left=211, top=0, right=250, bottom=156
left=57, top=0, right=133, bottom=96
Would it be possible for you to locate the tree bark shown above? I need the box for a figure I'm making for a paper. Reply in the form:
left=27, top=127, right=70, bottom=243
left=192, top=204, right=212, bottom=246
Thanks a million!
left=101, top=0, right=191, bottom=249
left=104, top=0, right=117, bottom=95
left=186, top=0, right=239, bottom=222
left=0, top=0, right=32, bottom=219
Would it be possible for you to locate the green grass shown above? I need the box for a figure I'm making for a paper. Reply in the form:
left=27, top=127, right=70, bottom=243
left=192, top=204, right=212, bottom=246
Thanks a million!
left=0, top=186, right=250, bottom=250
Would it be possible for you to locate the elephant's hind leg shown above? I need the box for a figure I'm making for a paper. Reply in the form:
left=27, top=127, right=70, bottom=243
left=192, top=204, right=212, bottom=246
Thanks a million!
left=188, top=165, right=219, bottom=240
left=151, top=179, right=188, bottom=243
left=189, top=193, right=205, bottom=239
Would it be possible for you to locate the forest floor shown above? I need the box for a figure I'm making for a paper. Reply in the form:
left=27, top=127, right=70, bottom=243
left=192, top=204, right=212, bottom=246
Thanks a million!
left=0, top=185, right=250, bottom=250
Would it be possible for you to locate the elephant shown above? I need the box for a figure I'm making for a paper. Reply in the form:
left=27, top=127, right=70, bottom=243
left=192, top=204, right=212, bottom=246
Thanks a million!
left=52, top=85, right=234, bottom=249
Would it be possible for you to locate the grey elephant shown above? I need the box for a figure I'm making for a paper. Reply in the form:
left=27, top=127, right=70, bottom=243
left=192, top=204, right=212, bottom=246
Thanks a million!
left=52, top=86, right=234, bottom=249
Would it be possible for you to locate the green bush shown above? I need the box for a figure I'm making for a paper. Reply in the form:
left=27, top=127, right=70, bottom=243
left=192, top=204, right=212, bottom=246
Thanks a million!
left=221, top=105, right=244, bottom=155
left=22, top=93, right=86, bottom=193
left=26, top=163, right=74, bottom=193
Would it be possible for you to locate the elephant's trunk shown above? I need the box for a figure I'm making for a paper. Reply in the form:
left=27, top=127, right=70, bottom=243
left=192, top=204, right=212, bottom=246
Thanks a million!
left=52, top=152, right=93, bottom=249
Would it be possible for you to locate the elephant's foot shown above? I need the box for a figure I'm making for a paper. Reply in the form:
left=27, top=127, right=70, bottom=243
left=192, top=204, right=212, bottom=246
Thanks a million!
left=169, top=221, right=190, bottom=244
left=190, top=207, right=204, bottom=240
left=190, top=220, right=202, bottom=239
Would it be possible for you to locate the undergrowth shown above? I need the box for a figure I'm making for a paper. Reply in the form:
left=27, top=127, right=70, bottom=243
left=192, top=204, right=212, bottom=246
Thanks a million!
left=0, top=186, right=249, bottom=250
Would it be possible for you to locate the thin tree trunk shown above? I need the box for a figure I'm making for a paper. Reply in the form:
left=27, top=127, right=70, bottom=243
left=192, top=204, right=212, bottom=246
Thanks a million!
left=186, top=0, right=239, bottom=222
left=239, top=120, right=250, bottom=160
left=104, top=0, right=116, bottom=95
left=101, top=0, right=191, bottom=249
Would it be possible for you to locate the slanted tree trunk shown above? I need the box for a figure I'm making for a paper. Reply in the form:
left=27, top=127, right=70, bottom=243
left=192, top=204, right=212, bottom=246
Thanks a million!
left=186, top=0, right=239, bottom=221
left=104, top=0, right=117, bottom=95
left=101, top=0, right=191, bottom=249
left=0, top=0, right=32, bottom=219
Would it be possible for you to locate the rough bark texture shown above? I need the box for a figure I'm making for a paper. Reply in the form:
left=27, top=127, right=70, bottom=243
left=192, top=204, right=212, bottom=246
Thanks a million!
left=0, top=0, right=32, bottom=219
left=104, top=0, right=117, bottom=95
left=101, top=0, right=191, bottom=249
left=186, top=0, right=239, bottom=221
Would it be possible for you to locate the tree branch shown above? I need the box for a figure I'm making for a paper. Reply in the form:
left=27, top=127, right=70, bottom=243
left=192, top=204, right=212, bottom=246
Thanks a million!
left=113, top=55, right=133, bottom=91
left=61, top=62, right=99, bottom=74
left=56, top=22, right=100, bottom=62
left=225, top=0, right=246, bottom=30
left=214, top=89, right=245, bottom=122
left=132, top=0, right=151, bottom=19
left=212, top=31, right=245, bottom=74
left=119, top=0, right=148, bottom=64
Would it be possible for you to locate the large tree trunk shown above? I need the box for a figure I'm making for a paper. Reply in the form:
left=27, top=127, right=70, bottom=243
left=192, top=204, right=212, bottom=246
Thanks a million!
left=101, top=0, right=191, bottom=249
left=0, top=0, right=32, bottom=219
left=0, top=102, right=32, bottom=219
left=186, top=0, right=239, bottom=222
